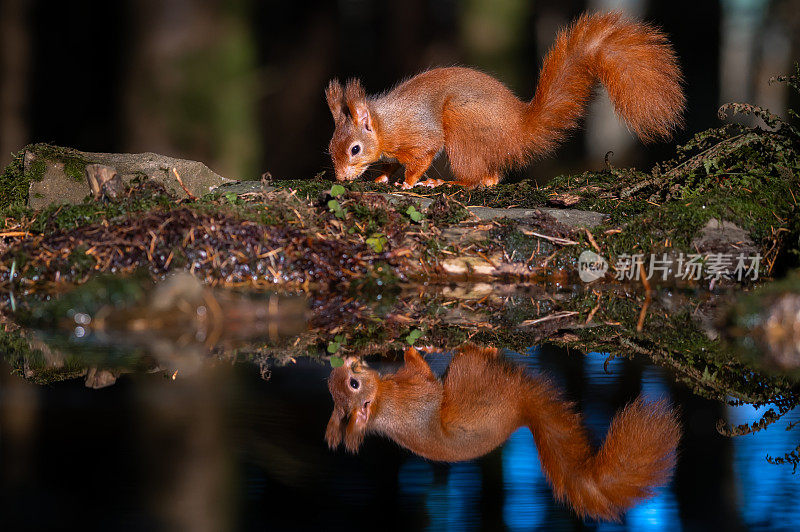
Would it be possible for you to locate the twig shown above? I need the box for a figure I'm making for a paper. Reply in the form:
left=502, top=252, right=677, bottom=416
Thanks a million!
left=520, top=229, right=578, bottom=246
left=172, top=168, right=197, bottom=201
left=584, top=228, right=601, bottom=253
left=620, top=175, right=667, bottom=199
left=476, top=250, right=498, bottom=268
left=637, top=292, right=651, bottom=333
left=585, top=292, right=602, bottom=324
left=519, top=311, right=578, bottom=327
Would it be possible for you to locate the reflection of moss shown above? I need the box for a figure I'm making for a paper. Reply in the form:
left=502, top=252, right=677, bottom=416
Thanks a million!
left=0, top=326, right=40, bottom=374
left=0, top=326, right=83, bottom=384
left=720, top=272, right=800, bottom=374
left=22, top=274, right=147, bottom=329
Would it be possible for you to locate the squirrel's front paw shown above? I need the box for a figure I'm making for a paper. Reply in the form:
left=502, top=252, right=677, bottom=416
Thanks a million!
left=417, top=178, right=446, bottom=188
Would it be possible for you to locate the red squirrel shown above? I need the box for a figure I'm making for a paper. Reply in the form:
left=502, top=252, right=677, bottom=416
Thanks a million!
left=326, top=344, right=681, bottom=521
left=324, top=12, right=684, bottom=189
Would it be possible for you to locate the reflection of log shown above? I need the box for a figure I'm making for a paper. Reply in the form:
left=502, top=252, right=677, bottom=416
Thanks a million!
left=719, top=273, right=800, bottom=374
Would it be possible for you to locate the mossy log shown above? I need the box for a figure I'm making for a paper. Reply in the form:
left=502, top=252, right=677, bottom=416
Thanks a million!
left=1, top=117, right=796, bottom=291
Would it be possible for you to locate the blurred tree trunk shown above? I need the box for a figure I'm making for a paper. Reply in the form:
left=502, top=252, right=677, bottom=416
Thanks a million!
left=671, top=389, right=745, bottom=529
left=254, top=5, right=338, bottom=180
left=0, top=0, right=30, bottom=169
left=646, top=0, right=721, bottom=165
left=526, top=0, right=588, bottom=182
left=123, top=0, right=260, bottom=179
left=753, top=0, right=799, bottom=119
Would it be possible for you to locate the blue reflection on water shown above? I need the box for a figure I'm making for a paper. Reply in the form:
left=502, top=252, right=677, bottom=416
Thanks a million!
left=728, top=401, right=800, bottom=528
left=399, top=459, right=482, bottom=531
left=625, top=486, right=680, bottom=531
left=502, top=427, right=546, bottom=530
left=395, top=348, right=800, bottom=530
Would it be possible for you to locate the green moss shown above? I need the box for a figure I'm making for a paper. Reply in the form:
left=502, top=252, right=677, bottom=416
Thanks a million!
left=29, top=143, right=90, bottom=182
left=28, top=158, right=47, bottom=182
left=426, top=194, right=470, bottom=225
left=0, top=149, right=29, bottom=209
left=267, top=178, right=395, bottom=200
left=19, top=188, right=174, bottom=234
left=0, top=144, right=93, bottom=209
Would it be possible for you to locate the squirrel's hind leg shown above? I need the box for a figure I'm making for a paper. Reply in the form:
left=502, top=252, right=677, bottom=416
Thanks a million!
left=374, top=162, right=400, bottom=184
left=444, top=140, right=499, bottom=188
left=453, top=172, right=499, bottom=188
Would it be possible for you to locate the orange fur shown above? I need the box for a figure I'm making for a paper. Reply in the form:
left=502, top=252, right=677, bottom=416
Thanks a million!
left=326, top=344, right=681, bottom=521
left=325, top=12, right=684, bottom=188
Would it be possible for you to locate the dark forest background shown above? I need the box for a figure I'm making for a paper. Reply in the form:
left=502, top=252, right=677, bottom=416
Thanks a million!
left=1, top=0, right=798, bottom=183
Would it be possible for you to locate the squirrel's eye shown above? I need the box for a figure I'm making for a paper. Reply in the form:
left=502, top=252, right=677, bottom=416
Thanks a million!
left=350, top=144, right=361, bottom=156
left=349, top=377, right=359, bottom=390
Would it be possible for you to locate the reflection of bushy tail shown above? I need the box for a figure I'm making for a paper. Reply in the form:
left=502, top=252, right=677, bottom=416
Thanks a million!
left=526, top=392, right=680, bottom=521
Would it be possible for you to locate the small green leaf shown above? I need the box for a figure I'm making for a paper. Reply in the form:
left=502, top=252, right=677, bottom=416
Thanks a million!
left=406, top=329, right=424, bottom=345
left=327, top=341, right=340, bottom=354
left=366, top=233, right=388, bottom=252
left=405, top=205, right=424, bottom=222
left=330, top=184, right=346, bottom=197
left=327, top=199, right=340, bottom=211
left=224, top=192, right=238, bottom=204
left=330, top=356, right=344, bottom=367
left=334, top=334, right=346, bottom=344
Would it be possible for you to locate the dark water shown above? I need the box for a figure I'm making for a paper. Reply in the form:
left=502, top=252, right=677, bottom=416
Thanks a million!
left=2, top=342, right=799, bottom=531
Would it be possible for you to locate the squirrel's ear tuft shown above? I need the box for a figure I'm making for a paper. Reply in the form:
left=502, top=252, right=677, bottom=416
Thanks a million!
left=345, top=79, right=372, bottom=131
left=325, top=79, right=344, bottom=122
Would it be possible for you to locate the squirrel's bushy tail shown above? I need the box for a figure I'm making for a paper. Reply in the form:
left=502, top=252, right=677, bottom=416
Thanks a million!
left=526, top=12, right=685, bottom=157
left=526, top=393, right=680, bottom=521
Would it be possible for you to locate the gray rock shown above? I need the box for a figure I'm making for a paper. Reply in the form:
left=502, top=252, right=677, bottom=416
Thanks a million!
left=26, top=147, right=232, bottom=209
left=213, top=180, right=268, bottom=196
left=469, top=206, right=607, bottom=228
left=27, top=155, right=89, bottom=209
left=382, top=193, right=607, bottom=228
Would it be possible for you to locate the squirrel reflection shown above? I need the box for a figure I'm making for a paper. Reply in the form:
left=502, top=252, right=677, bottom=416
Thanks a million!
left=326, top=344, right=680, bottom=521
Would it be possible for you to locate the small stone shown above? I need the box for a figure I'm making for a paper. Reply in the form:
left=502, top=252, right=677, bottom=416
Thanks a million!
left=547, top=194, right=581, bottom=207
left=85, top=164, right=124, bottom=200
